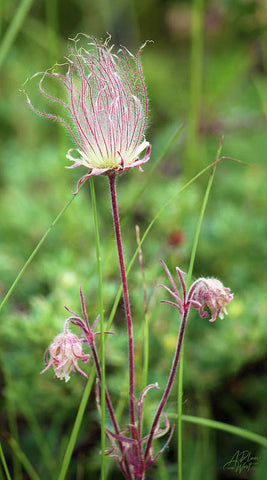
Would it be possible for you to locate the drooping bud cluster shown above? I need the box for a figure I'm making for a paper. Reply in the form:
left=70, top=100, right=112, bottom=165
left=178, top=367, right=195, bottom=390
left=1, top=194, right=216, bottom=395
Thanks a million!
left=190, top=277, right=234, bottom=322
left=41, top=325, right=90, bottom=382
left=40, top=288, right=114, bottom=383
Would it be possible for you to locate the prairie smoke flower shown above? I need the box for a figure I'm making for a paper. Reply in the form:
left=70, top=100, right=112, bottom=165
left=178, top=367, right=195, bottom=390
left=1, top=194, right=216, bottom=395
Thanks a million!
left=190, top=277, right=234, bottom=322
left=27, top=34, right=151, bottom=191
left=41, top=325, right=90, bottom=382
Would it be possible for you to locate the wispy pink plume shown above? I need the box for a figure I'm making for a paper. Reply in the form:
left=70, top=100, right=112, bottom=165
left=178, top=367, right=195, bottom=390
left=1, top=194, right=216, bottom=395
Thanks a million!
left=27, top=34, right=151, bottom=189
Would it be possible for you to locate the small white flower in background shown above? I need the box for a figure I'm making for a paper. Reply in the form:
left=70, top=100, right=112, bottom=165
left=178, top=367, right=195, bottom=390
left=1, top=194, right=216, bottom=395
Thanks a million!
left=41, top=326, right=90, bottom=382
left=190, top=277, right=234, bottom=322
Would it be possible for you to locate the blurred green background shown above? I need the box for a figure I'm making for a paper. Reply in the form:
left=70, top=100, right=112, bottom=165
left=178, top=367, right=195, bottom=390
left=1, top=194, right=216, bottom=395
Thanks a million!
left=0, top=0, right=267, bottom=479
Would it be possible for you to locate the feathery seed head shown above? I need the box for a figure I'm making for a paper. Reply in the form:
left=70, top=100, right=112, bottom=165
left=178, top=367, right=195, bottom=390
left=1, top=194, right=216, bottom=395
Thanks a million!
left=27, top=34, right=151, bottom=190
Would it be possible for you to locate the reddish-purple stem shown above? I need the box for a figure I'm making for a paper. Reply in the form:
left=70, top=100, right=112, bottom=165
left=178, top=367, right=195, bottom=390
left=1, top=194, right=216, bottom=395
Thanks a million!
left=90, top=341, right=120, bottom=436
left=144, top=305, right=190, bottom=460
left=109, top=174, right=136, bottom=434
left=89, top=341, right=133, bottom=479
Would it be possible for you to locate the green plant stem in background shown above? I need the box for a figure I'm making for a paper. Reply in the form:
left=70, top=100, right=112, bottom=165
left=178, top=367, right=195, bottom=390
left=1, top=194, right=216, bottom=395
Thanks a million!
left=8, top=437, right=40, bottom=480
left=57, top=369, right=96, bottom=480
left=45, top=0, right=59, bottom=64
left=1, top=351, right=55, bottom=478
left=185, top=0, right=204, bottom=179
left=125, top=123, right=183, bottom=217
left=135, top=225, right=149, bottom=390
left=0, top=195, right=76, bottom=313
left=142, top=293, right=149, bottom=393
left=0, top=356, right=21, bottom=480
left=177, top=138, right=223, bottom=480
left=182, top=415, right=267, bottom=448
left=0, top=0, right=34, bottom=68
left=19, top=402, right=56, bottom=478
left=90, top=178, right=106, bottom=480
left=0, top=442, right=11, bottom=480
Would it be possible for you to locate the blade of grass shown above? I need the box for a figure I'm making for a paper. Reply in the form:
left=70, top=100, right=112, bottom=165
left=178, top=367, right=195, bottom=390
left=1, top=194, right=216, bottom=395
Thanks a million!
left=0, top=357, right=21, bottom=480
left=0, top=0, right=34, bottom=68
left=124, top=123, right=183, bottom=217
left=185, top=0, right=205, bottom=179
left=0, top=441, right=11, bottom=480
left=0, top=194, right=77, bottom=313
left=1, top=358, right=55, bottom=477
left=135, top=225, right=149, bottom=390
left=177, top=138, right=223, bottom=480
left=20, top=401, right=57, bottom=477
left=57, top=368, right=96, bottom=480
left=181, top=415, right=267, bottom=449
left=7, top=437, right=40, bottom=480
left=153, top=443, right=170, bottom=480
left=45, top=0, right=59, bottom=64
left=90, top=178, right=106, bottom=480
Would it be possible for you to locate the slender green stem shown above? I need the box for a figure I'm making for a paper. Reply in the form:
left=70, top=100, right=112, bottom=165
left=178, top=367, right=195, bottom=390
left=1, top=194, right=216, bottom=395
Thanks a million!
left=0, top=357, right=21, bottom=479
left=19, top=402, right=56, bottom=477
left=177, top=138, right=223, bottom=480
left=0, top=442, right=11, bottom=480
left=185, top=0, right=205, bottom=179
left=182, top=415, right=267, bottom=448
left=45, top=0, right=59, bottom=63
left=124, top=123, right=183, bottom=218
left=0, top=195, right=76, bottom=313
left=187, top=138, right=224, bottom=284
left=57, top=369, right=95, bottom=480
left=90, top=178, right=106, bottom=480
left=135, top=225, right=149, bottom=389
left=8, top=437, right=40, bottom=480
left=143, top=309, right=149, bottom=392
left=0, top=0, right=34, bottom=68
left=1, top=351, right=55, bottom=476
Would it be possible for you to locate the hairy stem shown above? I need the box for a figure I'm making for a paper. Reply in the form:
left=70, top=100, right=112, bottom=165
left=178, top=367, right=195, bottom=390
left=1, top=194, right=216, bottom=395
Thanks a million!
left=89, top=341, right=133, bottom=480
left=144, top=306, right=190, bottom=460
left=90, top=342, right=120, bottom=436
left=109, top=175, right=136, bottom=434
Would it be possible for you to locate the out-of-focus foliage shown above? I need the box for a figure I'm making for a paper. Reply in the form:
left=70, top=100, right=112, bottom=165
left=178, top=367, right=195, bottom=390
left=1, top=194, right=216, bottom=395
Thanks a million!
left=0, top=0, right=266, bottom=479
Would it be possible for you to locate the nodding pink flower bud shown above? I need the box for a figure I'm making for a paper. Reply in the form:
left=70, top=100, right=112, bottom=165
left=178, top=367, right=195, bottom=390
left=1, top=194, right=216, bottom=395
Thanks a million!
left=41, top=328, right=90, bottom=382
left=27, top=34, right=151, bottom=191
left=190, top=278, right=234, bottom=322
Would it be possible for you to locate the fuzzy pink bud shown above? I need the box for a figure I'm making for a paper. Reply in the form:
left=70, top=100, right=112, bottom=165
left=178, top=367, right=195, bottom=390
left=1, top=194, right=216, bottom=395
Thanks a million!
left=41, top=329, right=90, bottom=382
left=190, top=277, right=234, bottom=322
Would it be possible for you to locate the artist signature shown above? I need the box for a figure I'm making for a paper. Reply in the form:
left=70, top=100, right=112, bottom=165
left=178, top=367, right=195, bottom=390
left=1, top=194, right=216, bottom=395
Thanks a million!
left=223, top=450, right=260, bottom=473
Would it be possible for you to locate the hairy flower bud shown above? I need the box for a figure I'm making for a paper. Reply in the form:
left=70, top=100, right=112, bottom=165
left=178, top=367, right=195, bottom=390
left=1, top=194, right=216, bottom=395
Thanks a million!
left=190, top=277, right=234, bottom=322
left=41, top=328, right=90, bottom=382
